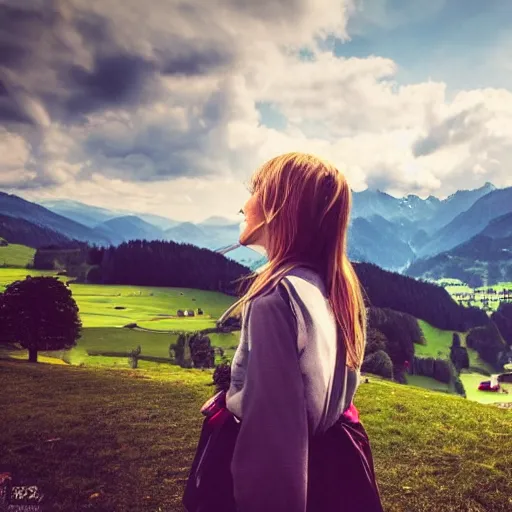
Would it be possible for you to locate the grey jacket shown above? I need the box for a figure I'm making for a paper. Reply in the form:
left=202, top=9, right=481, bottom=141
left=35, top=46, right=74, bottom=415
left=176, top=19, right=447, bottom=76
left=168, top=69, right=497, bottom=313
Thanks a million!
left=226, top=265, right=361, bottom=512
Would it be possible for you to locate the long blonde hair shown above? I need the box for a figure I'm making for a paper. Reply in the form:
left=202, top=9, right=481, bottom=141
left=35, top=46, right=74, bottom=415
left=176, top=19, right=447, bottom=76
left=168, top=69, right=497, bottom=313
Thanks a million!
left=224, top=152, right=367, bottom=370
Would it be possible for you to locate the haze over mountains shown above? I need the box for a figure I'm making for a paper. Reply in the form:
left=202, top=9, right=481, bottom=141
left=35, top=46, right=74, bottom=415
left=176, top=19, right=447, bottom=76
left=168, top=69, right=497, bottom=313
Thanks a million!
left=1, top=181, right=511, bottom=281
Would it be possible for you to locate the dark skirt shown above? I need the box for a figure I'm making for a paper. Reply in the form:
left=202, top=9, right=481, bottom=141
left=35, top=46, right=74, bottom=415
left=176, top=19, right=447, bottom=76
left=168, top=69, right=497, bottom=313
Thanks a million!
left=183, top=402, right=383, bottom=512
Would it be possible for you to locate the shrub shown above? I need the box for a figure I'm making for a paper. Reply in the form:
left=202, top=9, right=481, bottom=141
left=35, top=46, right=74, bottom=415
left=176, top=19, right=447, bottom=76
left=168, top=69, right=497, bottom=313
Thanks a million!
left=213, top=361, right=231, bottom=393
left=361, top=350, right=393, bottom=379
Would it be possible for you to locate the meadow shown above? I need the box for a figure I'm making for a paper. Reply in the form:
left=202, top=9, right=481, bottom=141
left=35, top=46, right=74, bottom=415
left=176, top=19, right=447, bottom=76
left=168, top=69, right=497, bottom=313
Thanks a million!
left=437, top=278, right=512, bottom=312
left=0, top=358, right=510, bottom=511
left=2, top=256, right=512, bottom=509
left=0, top=243, right=36, bottom=268
left=0, top=268, right=241, bottom=367
left=2, top=266, right=512, bottom=404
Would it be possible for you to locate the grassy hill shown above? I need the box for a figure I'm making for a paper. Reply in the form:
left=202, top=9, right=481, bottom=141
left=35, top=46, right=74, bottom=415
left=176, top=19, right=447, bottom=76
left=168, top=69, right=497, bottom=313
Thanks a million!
left=0, top=243, right=36, bottom=268
left=0, top=359, right=510, bottom=511
left=416, top=320, right=494, bottom=373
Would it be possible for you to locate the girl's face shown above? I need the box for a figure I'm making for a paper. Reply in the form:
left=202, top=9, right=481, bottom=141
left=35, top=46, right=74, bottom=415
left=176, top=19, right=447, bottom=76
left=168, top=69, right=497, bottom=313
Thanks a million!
left=239, top=190, right=267, bottom=248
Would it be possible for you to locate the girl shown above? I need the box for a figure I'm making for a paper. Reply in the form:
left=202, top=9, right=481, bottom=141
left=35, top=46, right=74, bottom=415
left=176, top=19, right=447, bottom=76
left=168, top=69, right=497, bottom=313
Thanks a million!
left=193, top=152, right=384, bottom=512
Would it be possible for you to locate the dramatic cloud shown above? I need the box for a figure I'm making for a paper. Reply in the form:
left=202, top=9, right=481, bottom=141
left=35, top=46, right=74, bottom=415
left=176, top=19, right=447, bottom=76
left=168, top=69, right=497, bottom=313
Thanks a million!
left=1, top=0, right=512, bottom=220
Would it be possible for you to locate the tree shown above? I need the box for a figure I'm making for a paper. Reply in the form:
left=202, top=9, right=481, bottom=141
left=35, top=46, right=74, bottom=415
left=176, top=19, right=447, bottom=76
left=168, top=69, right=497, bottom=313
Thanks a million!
left=361, top=350, right=393, bottom=379
left=450, top=333, right=469, bottom=372
left=365, top=328, right=388, bottom=356
left=492, top=303, right=512, bottom=346
left=189, top=332, right=215, bottom=369
left=0, top=276, right=81, bottom=363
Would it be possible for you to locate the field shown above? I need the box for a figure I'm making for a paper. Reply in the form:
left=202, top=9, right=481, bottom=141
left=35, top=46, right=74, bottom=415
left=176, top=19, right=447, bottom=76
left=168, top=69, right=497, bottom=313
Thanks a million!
left=437, top=278, right=512, bottom=312
left=0, top=268, right=241, bottom=367
left=405, top=374, right=453, bottom=393
left=0, top=359, right=510, bottom=511
left=460, top=372, right=512, bottom=405
left=0, top=243, right=36, bottom=267
left=0, top=267, right=509, bottom=404
left=416, top=320, right=495, bottom=374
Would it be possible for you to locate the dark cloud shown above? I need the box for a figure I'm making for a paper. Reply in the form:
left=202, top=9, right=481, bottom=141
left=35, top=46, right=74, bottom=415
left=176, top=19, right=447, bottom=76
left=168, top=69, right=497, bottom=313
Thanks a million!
left=65, top=54, right=157, bottom=116
left=0, top=3, right=59, bottom=70
left=0, top=99, right=32, bottom=123
left=0, top=0, right=239, bottom=125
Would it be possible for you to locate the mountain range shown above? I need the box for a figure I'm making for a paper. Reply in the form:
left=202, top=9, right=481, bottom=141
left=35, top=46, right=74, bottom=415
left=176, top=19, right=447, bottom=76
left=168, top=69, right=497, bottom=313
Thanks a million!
left=0, top=181, right=511, bottom=282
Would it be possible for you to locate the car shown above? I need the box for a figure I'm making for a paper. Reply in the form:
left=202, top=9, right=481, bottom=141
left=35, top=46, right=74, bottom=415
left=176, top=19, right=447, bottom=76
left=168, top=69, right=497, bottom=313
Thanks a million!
left=478, top=380, right=500, bottom=392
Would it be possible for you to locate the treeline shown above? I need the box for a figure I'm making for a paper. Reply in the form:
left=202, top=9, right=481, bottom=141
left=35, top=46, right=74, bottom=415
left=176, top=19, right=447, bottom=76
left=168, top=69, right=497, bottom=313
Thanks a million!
left=354, top=262, right=488, bottom=332
left=87, top=240, right=251, bottom=295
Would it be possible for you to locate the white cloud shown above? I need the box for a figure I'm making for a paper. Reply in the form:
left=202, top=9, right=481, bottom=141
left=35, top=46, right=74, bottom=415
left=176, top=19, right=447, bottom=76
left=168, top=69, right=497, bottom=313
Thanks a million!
left=2, top=0, right=512, bottom=219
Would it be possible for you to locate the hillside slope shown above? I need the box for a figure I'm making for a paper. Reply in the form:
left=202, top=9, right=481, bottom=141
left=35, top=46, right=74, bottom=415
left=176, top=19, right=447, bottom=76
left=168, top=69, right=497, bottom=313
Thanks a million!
left=0, top=192, right=110, bottom=245
left=0, top=213, right=72, bottom=248
left=407, top=235, right=512, bottom=286
left=0, top=359, right=510, bottom=511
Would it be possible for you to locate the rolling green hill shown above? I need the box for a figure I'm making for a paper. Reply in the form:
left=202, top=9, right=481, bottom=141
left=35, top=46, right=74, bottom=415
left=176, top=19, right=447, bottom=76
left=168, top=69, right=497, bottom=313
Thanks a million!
left=0, top=243, right=36, bottom=267
left=0, top=359, right=510, bottom=511
left=0, top=268, right=241, bottom=367
left=416, top=320, right=494, bottom=373
left=1, top=268, right=509, bottom=403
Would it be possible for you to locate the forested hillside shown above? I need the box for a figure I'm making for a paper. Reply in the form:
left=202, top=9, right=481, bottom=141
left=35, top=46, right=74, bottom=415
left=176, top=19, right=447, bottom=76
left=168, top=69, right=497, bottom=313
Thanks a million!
left=86, top=240, right=250, bottom=295
left=0, top=214, right=72, bottom=248
left=354, top=262, right=489, bottom=332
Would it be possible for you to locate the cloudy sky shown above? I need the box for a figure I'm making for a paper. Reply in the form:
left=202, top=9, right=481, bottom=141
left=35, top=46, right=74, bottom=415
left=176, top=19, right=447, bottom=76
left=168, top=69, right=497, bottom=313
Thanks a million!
left=1, top=0, right=512, bottom=222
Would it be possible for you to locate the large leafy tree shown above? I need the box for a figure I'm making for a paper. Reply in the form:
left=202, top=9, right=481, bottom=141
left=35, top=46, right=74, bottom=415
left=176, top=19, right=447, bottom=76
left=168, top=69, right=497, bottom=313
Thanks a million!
left=0, top=276, right=81, bottom=363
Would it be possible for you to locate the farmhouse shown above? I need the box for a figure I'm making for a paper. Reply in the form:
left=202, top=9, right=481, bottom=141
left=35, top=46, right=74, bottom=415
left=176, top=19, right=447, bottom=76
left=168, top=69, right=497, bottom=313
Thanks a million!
left=184, top=309, right=195, bottom=317
left=177, top=309, right=184, bottom=317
